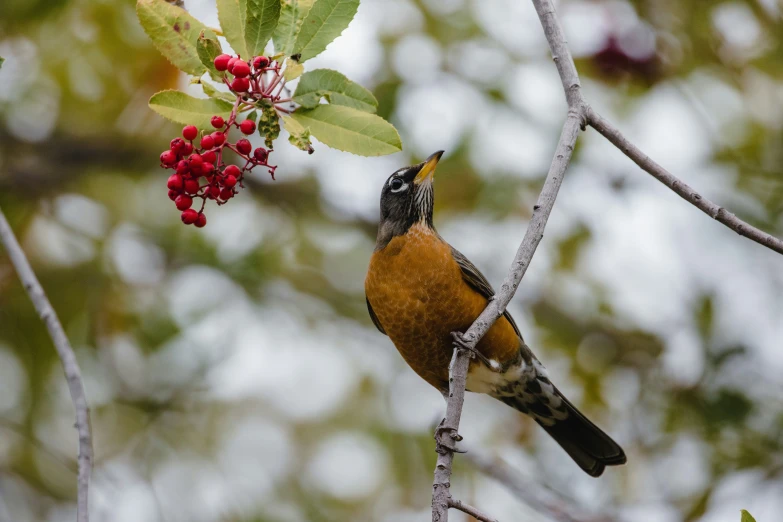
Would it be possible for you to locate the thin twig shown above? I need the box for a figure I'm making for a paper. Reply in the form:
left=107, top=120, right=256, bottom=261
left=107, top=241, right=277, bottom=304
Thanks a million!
left=586, top=107, right=783, bottom=255
left=0, top=208, right=92, bottom=522
left=448, top=499, right=499, bottom=522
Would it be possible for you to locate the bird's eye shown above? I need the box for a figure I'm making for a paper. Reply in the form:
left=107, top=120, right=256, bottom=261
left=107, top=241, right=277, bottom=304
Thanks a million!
left=389, top=178, right=407, bottom=192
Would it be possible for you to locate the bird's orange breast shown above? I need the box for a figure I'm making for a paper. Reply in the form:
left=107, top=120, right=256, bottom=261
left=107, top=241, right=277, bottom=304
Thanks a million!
left=365, top=224, right=520, bottom=390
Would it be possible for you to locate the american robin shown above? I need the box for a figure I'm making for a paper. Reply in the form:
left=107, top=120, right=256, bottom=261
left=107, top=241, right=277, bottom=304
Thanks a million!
left=365, top=151, right=626, bottom=477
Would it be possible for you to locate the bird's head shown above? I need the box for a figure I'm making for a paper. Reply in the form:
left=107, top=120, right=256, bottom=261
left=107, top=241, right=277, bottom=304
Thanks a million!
left=376, top=150, right=444, bottom=249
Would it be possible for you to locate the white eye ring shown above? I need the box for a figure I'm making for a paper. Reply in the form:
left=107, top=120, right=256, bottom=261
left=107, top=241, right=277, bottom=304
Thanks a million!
left=389, top=177, right=408, bottom=193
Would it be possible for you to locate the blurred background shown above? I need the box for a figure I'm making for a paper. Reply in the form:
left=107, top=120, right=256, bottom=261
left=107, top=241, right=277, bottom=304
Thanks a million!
left=1, top=0, right=782, bottom=521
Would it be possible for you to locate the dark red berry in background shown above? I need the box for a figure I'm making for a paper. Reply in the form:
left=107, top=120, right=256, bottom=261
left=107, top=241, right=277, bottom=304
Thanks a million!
left=211, top=132, right=226, bottom=146
left=195, top=213, right=207, bottom=228
left=181, top=209, right=198, bottom=225
left=176, top=160, right=190, bottom=174
left=253, top=148, right=268, bottom=162
left=211, top=115, right=225, bottom=128
left=189, top=154, right=204, bottom=167
left=200, top=135, right=215, bottom=150
left=170, top=138, right=186, bottom=153
left=161, top=150, right=178, bottom=166
left=183, top=125, right=198, bottom=141
left=232, top=61, right=251, bottom=78
left=236, top=138, right=252, bottom=155
left=239, top=119, right=256, bottom=135
left=224, top=165, right=241, bottom=178
left=214, top=54, right=231, bottom=72
left=184, top=179, right=200, bottom=194
left=168, top=189, right=179, bottom=201
left=220, top=188, right=234, bottom=200
left=202, top=150, right=217, bottom=164
left=253, top=56, right=269, bottom=69
left=167, top=174, right=183, bottom=191
left=175, top=194, right=193, bottom=211
left=208, top=185, right=220, bottom=199
left=231, top=77, right=250, bottom=92
left=224, top=175, right=237, bottom=188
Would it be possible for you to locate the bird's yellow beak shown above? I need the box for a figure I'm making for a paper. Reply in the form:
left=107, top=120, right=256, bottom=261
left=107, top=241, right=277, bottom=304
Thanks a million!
left=413, top=150, right=444, bottom=185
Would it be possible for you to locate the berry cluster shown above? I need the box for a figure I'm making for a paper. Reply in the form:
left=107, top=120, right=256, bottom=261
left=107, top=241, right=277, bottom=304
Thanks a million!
left=160, top=53, right=294, bottom=227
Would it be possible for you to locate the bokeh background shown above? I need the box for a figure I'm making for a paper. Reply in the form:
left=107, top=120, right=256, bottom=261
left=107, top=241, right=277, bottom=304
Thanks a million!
left=1, top=0, right=782, bottom=521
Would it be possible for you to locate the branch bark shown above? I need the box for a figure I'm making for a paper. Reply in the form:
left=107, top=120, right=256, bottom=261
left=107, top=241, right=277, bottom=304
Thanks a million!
left=0, top=208, right=92, bottom=522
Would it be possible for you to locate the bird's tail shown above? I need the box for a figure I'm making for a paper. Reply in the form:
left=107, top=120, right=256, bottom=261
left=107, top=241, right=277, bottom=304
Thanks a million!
left=537, top=388, right=626, bottom=477
left=499, top=379, right=626, bottom=477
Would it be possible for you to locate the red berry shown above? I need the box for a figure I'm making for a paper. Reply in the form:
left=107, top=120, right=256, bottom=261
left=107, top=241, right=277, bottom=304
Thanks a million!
left=160, top=150, right=178, bottom=166
left=236, top=139, right=252, bottom=155
left=175, top=194, right=193, bottom=211
left=211, top=131, right=225, bottom=146
left=232, top=61, right=251, bottom=78
left=253, top=56, right=270, bottom=70
left=227, top=57, right=239, bottom=73
left=181, top=209, right=198, bottom=225
left=168, top=189, right=179, bottom=201
left=200, top=135, right=215, bottom=150
left=220, top=188, right=234, bottom=200
left=253, top=148, right=268, bottom=162
left=170, top=138, right=186, bottom=153
left=183, top=125, right=198, bottom=141
left=224, top=165, right=241, bottom=178
left=167, top=174, right=183, bottom=190
left=195, top=213, right=207, bottom=228
left=189, top=154, right=204, bottom=167
left=202, top=162, right=215, bottom=176
left=239, top=119, right=256, bottom=135
left=184, top=179, right=200, bottom=194
left=214, top=54, right=231, bottom=72
left=202, top=150, right=217, bottom=164
left=224, top=175, right=237, bottom=188
left=211, top=115, right=225, bottom=128
left=176, top=160, right=190, bottom=174
left=182, top=142, right=194, bottom=155
left=207, top=185, right=221, bottom=199
left=231, top=77, right=250, bottom=92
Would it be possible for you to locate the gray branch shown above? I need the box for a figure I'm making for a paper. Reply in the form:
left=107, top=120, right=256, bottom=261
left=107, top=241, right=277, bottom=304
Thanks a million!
left=448, top=498, right=499, bottom=522
left=0, top=208, right=92, bottom=522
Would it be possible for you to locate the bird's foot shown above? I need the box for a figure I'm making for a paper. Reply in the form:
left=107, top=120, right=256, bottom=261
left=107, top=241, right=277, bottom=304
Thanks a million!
left=434, top=419, right=466, bottom=455
left=450, top=331, right=502, bottom=373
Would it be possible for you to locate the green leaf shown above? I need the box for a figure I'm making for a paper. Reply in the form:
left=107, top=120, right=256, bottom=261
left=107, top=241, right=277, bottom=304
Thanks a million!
left=201, top=81, right=237, bottom=103
left=282, top=115, right=313, bottom=153
left=0, top=57, right=4, bottom=70
left=272, top=0, right=315, bottom=56
left=741, top=510, right=756, bottom=522
left=293, top=69, right=377, bottom=112
left=197, top=31, right=224, bottom=81
left=216, top=0, right=282, bottom=59
left=149, top=90, right=234, bottom=129
left=290, top=105, right=401, bottom=156
left=292, top=0, right=359, bottom=62
left=258, top=101, right=281, bottom=148
left=283, top=57, right=304, bottom=81
left=136, top=0, right=216, bottom=76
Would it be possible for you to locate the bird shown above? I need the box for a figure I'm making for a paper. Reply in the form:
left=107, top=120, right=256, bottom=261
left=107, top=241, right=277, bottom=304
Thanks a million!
left=364, top=151, right=626, bottom=477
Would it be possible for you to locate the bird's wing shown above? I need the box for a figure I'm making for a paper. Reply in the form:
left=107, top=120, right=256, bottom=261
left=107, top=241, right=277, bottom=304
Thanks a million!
left=366, top=297, right=387, bottom=335
left=450, top=246, right=524, bottom=339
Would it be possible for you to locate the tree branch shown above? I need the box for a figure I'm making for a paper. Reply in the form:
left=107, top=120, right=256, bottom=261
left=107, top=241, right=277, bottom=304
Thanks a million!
left=0, top=207, right=92, bottom=522
left=585, top=107, right=783, bottom=255
left=448, top=498, right=499, bottom=522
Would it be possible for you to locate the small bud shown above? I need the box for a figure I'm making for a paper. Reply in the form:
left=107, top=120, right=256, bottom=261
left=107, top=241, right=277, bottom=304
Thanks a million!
left=182, top=125, right=198, bottom=141
left=181, top=209, right=198, bottom=225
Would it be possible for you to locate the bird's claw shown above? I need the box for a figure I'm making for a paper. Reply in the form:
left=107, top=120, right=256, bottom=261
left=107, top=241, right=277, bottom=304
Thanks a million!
left=450, top=331, right=502, bottom=373
left=434, top=421, right=466, bottom=455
